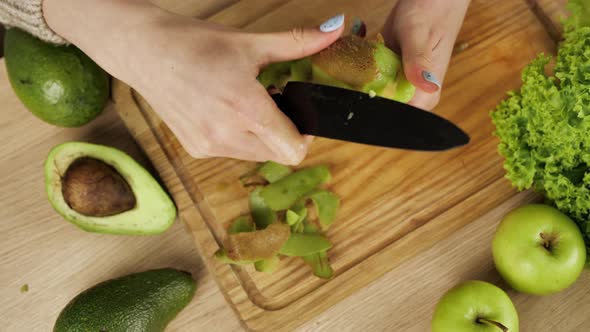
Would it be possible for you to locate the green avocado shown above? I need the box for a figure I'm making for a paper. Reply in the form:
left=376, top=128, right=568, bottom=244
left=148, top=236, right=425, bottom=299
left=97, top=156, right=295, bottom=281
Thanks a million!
left=44, top=141, right=177, bottom=235
left=4, top=28, right=109, bottom=127
left=53, top=268, right=197, bottom=332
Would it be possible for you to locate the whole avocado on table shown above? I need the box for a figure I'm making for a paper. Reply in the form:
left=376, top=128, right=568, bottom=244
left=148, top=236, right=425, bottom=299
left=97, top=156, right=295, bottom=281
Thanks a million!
left=4, top=28, right=109, bottom=127
left=53, top=268, right=197, bottom=332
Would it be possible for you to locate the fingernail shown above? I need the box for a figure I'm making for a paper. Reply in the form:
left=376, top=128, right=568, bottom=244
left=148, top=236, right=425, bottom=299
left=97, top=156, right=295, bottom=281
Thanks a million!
left=320, top=14, right=345, bottom=32
left=422, top=71, right=441, bottom=89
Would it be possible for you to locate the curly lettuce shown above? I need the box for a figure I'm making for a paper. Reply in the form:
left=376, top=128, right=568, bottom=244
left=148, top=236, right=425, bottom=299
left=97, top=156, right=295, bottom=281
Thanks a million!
left=491, top=0, right=590, bottom=249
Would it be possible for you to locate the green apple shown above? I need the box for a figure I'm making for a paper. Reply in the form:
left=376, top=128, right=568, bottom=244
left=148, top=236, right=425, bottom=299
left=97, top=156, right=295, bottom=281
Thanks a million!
left=492, top=204, right=586, bottom=295
left=432, top=280, right=518, bottom=332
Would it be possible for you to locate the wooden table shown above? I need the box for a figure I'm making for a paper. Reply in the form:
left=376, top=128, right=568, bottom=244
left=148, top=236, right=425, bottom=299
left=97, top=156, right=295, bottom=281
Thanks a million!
left=2, top=1, right=590, bottom=331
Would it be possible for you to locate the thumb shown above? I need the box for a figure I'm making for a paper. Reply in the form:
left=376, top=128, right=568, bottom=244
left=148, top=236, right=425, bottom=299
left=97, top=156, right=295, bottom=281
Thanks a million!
left=254, top=14, right=345, bottom=65
left=397, top=23, right=442, bottom=94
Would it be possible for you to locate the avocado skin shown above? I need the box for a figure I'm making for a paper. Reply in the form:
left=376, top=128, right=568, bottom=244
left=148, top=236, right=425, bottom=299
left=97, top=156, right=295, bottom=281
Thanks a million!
left=4, top=28, right=109, bottom=127
left=53, top=269, right=196, bottom=332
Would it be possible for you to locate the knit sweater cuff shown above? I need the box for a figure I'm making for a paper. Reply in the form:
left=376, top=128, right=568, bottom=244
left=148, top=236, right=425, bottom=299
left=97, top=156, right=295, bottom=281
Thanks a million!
left=0, top=0, right=67, bottom=44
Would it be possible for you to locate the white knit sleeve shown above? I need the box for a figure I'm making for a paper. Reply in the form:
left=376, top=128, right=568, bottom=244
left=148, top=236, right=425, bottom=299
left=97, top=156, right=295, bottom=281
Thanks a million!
left=0, top=0, right=67, bottom=44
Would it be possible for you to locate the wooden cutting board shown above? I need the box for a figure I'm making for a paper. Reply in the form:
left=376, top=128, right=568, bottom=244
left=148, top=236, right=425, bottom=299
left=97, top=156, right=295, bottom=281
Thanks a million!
left=112, top=0, right=566, bottom=330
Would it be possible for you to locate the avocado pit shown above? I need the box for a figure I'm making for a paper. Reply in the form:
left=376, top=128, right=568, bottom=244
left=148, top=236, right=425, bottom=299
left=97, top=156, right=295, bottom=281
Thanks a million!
left=61, top=157, right=136, bottom=217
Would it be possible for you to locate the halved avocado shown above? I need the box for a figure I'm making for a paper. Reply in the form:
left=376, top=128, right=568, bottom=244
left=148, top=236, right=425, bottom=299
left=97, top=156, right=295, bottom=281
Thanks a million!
left=44, top=142, right=177, bottom=235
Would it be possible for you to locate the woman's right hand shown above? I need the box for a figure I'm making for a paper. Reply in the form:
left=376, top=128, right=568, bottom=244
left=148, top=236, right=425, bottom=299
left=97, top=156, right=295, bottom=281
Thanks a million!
left=382, top=0, right=470, bottom=111
left=44, top=0, right=344, bottom=165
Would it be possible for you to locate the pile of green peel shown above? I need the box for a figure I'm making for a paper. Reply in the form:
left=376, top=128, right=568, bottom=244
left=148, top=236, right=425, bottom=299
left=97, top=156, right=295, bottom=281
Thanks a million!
left=215, top=162, right=340, bottom=279
left=491, top=0, right=590, bottom=253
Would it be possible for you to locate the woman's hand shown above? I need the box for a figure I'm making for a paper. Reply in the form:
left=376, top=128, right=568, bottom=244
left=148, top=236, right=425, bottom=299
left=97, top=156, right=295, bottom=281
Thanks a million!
left=43, top=0, right=345, bottom=165
left=383, top=0, right=470, bottom=110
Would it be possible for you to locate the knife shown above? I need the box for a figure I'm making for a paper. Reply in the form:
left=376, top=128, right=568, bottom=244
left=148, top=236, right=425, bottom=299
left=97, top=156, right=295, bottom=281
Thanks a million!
left=271, top=82, right=470, bottom=151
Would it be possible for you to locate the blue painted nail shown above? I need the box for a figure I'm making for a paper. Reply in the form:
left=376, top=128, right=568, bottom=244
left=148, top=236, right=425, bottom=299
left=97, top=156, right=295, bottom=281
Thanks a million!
left=422, top=71, right=441, bottom=89
left=320, top=14, right=345, bottom=32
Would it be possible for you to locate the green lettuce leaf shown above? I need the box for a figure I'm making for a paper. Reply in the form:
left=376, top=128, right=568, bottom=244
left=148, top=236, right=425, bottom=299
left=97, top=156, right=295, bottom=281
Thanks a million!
left=565, top=0, right=590, bottom=32
left=491, top=0, right=590, bottom=256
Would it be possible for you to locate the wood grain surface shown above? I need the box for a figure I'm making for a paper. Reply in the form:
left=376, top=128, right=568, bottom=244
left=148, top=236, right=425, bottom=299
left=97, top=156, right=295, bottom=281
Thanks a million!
left=2, top=0, right=590, bottom=331
left=0, top=62, right=240, bottom=331
left=111, top=0, right=589, bottom=331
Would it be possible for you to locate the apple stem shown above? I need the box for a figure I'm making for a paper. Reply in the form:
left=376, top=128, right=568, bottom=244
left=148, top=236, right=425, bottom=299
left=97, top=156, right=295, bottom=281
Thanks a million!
left=477, top=318, right=508, bottom=332
left=539, top=232, right=558, bottom=252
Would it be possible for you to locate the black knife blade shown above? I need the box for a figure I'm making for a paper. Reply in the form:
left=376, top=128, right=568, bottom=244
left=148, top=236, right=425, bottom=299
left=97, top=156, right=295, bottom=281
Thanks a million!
left=271, top=82, right=470, bottom=151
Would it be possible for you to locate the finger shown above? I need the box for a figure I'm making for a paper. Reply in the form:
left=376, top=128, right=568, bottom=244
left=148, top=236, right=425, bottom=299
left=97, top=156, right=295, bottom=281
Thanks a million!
left=384, top=0, right=442, bottom=94
left=396, top=20, right=443, bottom=94
left=403, top=33, right=464, bottom=100
left=252, top=14, right=345, bottom=66
left=408, top=89, right=441, bottom=111
left=210, top=131, right=286, bottom=163
left=238, top=84, right=309, bottom=165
